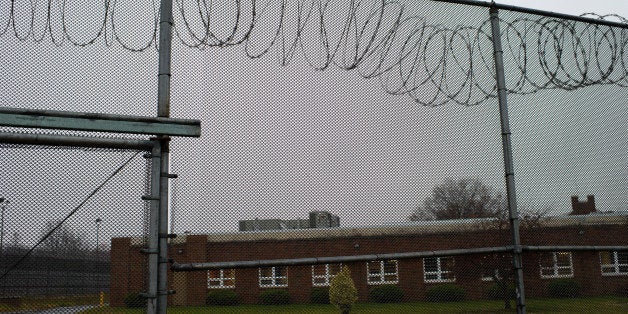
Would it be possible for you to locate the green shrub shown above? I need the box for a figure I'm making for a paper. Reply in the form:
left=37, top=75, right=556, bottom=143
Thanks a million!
left=310, top=287, right=330, bottom=304
left=329, top=266, right=358, bottom=314
left=369, top=285, right=404, bottom=303
left=547, top=279, right=581, bottom=298
left=425, top=284, right=466, bottom=302
left=123, top=292, right=144, bottom=308
left=485, top=282, right=516, bottom=300
left=206, top=289, right=239, bottom=306
left=259, top=289, right=290, bottom=305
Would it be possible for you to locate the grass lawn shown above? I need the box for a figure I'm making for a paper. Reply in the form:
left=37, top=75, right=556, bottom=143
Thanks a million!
left=79, top=296, right=628, bottom=313
left=0, top=294, right=107, bottom=313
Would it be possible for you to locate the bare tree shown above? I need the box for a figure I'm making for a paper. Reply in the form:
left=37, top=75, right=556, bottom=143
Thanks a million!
left=40, top=220, right=88, bottom=257
left=410, top=178, right=505, bottom=221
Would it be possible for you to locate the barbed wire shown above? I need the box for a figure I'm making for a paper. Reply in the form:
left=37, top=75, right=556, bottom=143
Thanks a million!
left=1, top=1, right=626, bottom=106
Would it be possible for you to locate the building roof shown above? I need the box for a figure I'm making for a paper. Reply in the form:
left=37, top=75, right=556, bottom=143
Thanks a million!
left=161, top=213, right=627, bottom=245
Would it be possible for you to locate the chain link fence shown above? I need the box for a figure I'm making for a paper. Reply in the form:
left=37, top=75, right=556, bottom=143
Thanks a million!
left=1, top=0, right=627, bottom=313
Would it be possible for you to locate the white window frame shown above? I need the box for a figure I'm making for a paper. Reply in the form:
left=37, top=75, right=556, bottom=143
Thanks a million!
left=312, top=263, right=342, bottom=286
left=259, top=266, right=288, bottom=287
left=539, top=252, right=574, bottom=279
left=600, top=251, right=628, bottom=276
left=481, top=269, right=502, bottom=281
left=367, top=260, right=398, bottom=285
left=207, top=269, right=236, bottom=289
left=423, top=257, right=456, bottom=283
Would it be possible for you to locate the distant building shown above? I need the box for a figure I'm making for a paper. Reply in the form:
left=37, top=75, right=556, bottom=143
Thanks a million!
left=570, top=195, right=596, bottom=215
left=238, top=211, right=340, bottom=231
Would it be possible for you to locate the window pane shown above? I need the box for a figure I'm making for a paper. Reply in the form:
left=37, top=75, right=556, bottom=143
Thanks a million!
left=539, top=253, right=553, bottom=267
left=618, top=265, right=628, bottom=273
left=600, top=251, right=612, bottom=264
left=383, top=260, right=397, bottom=273
left=368, top=261, right=381, bottom=274
left=424, top=258, right=438, bottom=272
left=225, top=269, right=235, bottom=278
left=425, top=273, right=438, bottom=281
left=260, top=268, right=273, bottom=277
left=601, top=266, right=615, bottom=273
left=208, top=270, right=220, bottom=278
left=329, top=264, right=342, bottom=274
left=275, top=267, right=287, bottom=277
left=541, top=268, right=553, bottom=276
left=556, top=252, right=571, bottom=266
left=384, top=274, right=397, bottom=282
left=557, top=267, right=572, bottom=276
left=442, top=271, right=455, bottom=280
left=276, top=277, right=287, bottom=285
left=442, top=257, right=455, bottom=271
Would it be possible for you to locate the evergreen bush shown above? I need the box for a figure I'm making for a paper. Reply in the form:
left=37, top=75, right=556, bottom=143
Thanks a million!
left=329, top=266, right=358, bottom=314
left=259, top=289, right=291, bottom=305
left=369, top=285, right=404, bottom=303
left=206, top=289, right=239, bottom=306
left=425, top=284, right=466, bottom=302
left=547, top=279, right=581, bottom=298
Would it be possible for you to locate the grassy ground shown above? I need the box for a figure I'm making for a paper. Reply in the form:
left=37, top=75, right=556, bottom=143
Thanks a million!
left=0, top=293, right=107, bottom=312
left=79, top=296, right=628, bottom=313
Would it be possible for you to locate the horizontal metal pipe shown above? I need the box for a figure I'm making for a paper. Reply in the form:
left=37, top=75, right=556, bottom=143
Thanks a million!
left=430, top=0, right=628, bottom=29
left=522, top=245, right=628, bottom=252
left=0, top=107, right=200, bottom=125
left=172, top=245, right=628, bottom=272
left=172, top=246, right=514, bottom=271
left=0, top=107, right=201, bottom=137
left=0, top=132, right=155, bottom=150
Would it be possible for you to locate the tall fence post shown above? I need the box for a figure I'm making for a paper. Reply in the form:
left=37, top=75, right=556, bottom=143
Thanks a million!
left=146, top=144, right=161, bottom=313
left=156, top=0, right=174, bottom=313
left=489, top=6, right=526, bottom=314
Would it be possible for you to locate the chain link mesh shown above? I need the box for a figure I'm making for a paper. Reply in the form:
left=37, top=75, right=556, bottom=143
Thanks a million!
left=1, top=0, right=626, bottom=312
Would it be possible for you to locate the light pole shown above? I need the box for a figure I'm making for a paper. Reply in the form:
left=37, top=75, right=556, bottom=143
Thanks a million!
left=95, top=218, right=102, bottom=254
left=0, top=197, right=9, bottom=258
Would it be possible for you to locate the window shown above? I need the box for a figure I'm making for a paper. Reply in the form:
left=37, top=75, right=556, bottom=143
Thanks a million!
left=259, top=266, right=288, bottom=287
left=424, top=257, right=456, bottom=282
left=600, top=251, right=628, bottom=276
left=367, top=260, right=398, bottom=285
left=481, top=269, right=502, bottom=281
left=207, top=269, right=235, bottom=288
left=539, top=252, right=573, bottom=278
left=312, top=263, right=342, bottom=286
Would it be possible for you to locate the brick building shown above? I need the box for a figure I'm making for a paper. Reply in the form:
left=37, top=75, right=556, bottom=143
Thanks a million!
left=110, top=213, right=628, bottom=306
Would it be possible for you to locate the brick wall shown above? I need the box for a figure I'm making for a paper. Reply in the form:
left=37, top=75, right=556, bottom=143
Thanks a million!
left=109, top=221, right=628, bottom=306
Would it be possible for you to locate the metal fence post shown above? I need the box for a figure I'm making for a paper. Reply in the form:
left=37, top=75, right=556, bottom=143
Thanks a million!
left=156, top=0, right=174, bottom=313
left=489, top=6, right=526, bottom=314
left=146, top=144, right=161, bottom=313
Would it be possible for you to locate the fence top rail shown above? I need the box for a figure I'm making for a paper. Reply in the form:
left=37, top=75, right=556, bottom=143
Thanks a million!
left=431, top=0, right=628, bottom=29
left=0, top=107, right=201, bottom=137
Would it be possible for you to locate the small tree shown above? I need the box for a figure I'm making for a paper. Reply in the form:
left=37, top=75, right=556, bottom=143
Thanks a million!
left=329, top=266, right=358, bottom=314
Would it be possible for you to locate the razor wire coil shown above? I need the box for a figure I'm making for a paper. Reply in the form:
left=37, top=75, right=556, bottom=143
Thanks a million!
left=1, top=0, right=626, bottom=106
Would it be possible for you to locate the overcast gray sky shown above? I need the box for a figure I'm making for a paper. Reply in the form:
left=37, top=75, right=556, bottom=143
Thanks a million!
left=0, top=0, right=626, bottom=245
